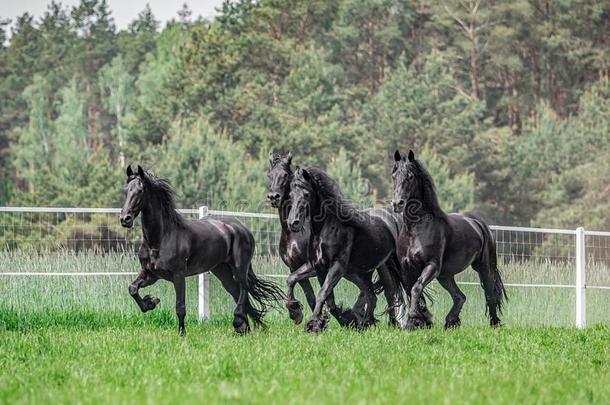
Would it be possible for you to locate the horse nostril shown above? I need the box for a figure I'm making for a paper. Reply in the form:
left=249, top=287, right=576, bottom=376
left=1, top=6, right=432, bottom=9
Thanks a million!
left=122, top=215, right=132, bottom=223
left=397, top=200, right=405, bottom=207
left=291, top=219, right=300, bottom=228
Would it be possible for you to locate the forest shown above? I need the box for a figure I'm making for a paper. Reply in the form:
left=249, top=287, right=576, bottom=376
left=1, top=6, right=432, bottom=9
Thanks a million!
left=0, top=0, right=609, bottom=229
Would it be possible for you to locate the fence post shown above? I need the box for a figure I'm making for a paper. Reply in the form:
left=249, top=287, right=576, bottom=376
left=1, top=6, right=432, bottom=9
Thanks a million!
left=575, top=227, right=586, bottom=329
left=198, top=206, right=210, bottom=321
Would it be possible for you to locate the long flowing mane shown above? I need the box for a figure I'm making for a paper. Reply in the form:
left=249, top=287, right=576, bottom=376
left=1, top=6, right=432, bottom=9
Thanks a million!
left=410, top=160, right=445, bottom=219
left=140, top=171, right=184, bottom=227
left=305, top=167, right=365, bottom=225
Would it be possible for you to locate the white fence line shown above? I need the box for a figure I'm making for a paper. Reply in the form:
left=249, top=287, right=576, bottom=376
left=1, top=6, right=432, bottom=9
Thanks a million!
left=0, top=206, right=199, bottom=214
left=0, top=272, right=138, bottom=276
left=1, top=205, right=610, bottom=328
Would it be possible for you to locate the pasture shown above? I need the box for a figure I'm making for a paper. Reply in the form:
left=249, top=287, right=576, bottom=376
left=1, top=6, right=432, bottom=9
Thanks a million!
left=1, top=252, right=609, bottom=403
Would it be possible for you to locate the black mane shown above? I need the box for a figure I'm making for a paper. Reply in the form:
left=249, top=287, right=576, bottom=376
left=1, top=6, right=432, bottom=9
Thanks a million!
left=134, top=170, right=184, bottom=227
left=407, top=159, right=445, bottom=219
left=298, top=167, right=364, bottom=225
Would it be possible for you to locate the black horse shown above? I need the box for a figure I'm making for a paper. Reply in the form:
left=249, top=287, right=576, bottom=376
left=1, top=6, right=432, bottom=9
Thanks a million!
left=391, top=150, right=507, bottom=330
left=120, top=165, right=285, bottom=336
left=267, top=152, right=402, bottom=327
left=284, top=166, right=410, bottom=333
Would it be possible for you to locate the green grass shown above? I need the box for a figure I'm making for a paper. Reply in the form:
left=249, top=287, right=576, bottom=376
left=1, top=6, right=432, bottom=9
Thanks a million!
left=0, top=315, right=609, bottom=404
left=0, top=252, right=609, bottom=403
left=1, top=251, right=608, bottom=327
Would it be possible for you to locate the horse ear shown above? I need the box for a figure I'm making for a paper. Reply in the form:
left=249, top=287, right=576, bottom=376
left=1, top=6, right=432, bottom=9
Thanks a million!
left=408, top=150, right=415, bottom=162
left=301, top=168, right=311, bottom=181
left=268, top=152, right=275, bottom=167
left=394, top=150, right=402, bottom=162
left=126, top=165, right=133, bottom=177
left=285, top=151, right=293, bottom=165
left=137, top=165, right=145, bottom=178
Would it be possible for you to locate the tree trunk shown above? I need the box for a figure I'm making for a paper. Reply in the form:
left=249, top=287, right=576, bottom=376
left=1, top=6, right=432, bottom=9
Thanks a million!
left=469, top=24, right=480, bottom=100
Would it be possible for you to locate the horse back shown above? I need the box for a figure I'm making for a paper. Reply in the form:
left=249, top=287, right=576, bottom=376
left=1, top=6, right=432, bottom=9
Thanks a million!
left=441, top=213, right=488, bottom=272
left=346, top=208, right=400, bottom=271
left=184, top=216, right=255, bottom=273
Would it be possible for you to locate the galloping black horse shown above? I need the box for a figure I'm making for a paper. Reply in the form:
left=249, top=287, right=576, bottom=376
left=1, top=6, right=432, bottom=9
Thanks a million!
left=120, top=165, right=285, bottom=336
left=391, top=150, right=507, bottom=330
left=284, top=166, right=411, bottom=333
left=267, top=152, right=402, bottom=327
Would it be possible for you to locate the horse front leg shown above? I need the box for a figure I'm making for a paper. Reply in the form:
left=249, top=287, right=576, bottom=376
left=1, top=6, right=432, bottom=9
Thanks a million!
left=128, top=270, right=159, bottom=312
left=305, top=260, right=347, bottom=333
left=406, top=261, right=439, bottom=331
left=172, top=274, right=187, bottom=336
left=286, top=262, right=317, bottom=324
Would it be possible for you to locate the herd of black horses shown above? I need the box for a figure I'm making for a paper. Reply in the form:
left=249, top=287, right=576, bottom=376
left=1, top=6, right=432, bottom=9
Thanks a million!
left=119, top=150, right=507, bottom=336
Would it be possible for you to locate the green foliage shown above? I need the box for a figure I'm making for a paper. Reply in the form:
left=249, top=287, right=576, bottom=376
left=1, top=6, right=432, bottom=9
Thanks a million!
left=12, top=75, right=53, bottom=190
left=155, top=119, right=266, bottom=210
left=1, top=0, right=609, bottom=232
left=417, top=146, right=475, bottom=213
left=99, top=55, right=134, bottom=166
left=327, top=148, right=374, bottom=207
left=358, top=53, right=486, bottom=195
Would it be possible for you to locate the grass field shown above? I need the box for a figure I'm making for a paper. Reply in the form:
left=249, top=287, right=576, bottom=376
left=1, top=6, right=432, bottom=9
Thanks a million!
left=1, top=314, right=609, bottom=404
left=1, top=252, right=609, bottom=403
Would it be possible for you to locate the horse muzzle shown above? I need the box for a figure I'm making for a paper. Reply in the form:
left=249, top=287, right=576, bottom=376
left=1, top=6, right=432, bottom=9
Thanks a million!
left=267, top=192, right=281, bottom=208
left=120, top=214, right=134, bottom=228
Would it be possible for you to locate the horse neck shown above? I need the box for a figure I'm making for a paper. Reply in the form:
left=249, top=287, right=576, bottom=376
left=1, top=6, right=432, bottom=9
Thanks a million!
left=140, top=197, right=178, bottom=248
left=309, top=197, right=325, bottom=236
left=277, top=178, right=294, bottom=232
left=278, top=198, right=291, bottom=233
left=402, top=186, right=445, bottom=229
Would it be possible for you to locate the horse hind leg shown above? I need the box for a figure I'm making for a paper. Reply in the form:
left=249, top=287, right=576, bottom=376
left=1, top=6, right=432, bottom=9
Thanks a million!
left=437, top=276, right=466, bottom=329
left=321, top=271, right=361, bottom=328
left=211, top=264, right=251, bottom=334
left=472, top=260, right=503, bottom=327
left=345, top=273, right=377, bottom=330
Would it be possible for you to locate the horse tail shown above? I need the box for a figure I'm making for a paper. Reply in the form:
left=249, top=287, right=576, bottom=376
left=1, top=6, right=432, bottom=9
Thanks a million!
left=377, top=254, right=409, bottom=323
left=469, top=214, right=508, bottom=315
left=486, top=226, right=508, bottom=313
left=246, top=264, right=287, bottom=326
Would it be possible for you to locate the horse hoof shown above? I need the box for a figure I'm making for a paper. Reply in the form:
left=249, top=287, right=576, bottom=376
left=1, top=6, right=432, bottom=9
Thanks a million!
left=287, top=300, right=303, bottom=325
left=142, top=295, right=160, bottom=312
left=305, top=317, right=328, bottom=334
left=234, top=322, right=251, bottom=335
left=233, top=316, right=251, bottom=334
left=179, top=328, right=186, bottom=337
left=405, top=316, right=427, bottom=331
left=445, top=317, right=461, bottom=329
left=490, top=318, right=502, bottom=328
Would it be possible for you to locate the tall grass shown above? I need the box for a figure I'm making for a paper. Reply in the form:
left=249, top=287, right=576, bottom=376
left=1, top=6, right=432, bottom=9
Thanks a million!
left=0, top=251, right=608, bottom=329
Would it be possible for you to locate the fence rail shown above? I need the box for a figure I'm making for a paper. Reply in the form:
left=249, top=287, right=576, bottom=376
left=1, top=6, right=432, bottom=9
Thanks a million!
left=1, top=206, right=609, bottom=328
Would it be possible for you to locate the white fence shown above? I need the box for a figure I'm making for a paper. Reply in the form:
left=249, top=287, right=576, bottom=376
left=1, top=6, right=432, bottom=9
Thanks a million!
left=1, top=206, right=609, bottom=328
